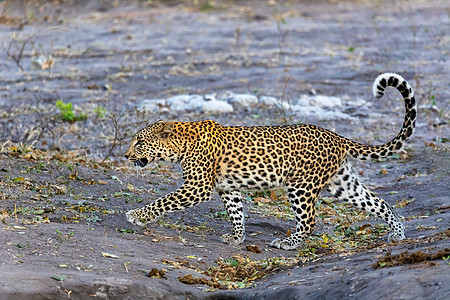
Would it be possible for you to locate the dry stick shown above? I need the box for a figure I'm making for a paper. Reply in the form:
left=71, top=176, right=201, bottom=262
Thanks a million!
left=102, top=114, right=119, bottom=164
left=281, top=77, right=290, bottom=103
left=279, top=77, right=291, bottom=124
left=7, top=34, right=34, bottom=71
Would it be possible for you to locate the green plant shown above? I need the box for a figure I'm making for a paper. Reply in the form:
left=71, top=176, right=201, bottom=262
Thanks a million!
left=55, top=229, right=74, bottom=241
left=199, top=0, right=214, bottom=12
left=443, top=256, right=450, bottom=264
left=56, top=100, right=87, bottom=122
left=426, top=81, right=436, bottom=106
left=225, top=259, right=239, bottom=267
left=95, top=105, right=106, bottom=119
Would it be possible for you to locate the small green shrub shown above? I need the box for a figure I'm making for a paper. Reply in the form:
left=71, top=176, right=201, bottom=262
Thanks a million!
left=56, top=100, right=87, bottom=122
left=94, top=105, right=106, bottom=119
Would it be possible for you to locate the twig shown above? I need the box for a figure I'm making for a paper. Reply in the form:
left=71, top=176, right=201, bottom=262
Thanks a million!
left=278, top=77, right=293, bottom=124
left=6, top=32, right=35, bottom=71
left=102, top=113, right=121, bottom=164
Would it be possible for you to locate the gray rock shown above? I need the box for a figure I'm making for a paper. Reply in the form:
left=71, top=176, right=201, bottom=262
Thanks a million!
left=221, top=92, right=258, bottom=106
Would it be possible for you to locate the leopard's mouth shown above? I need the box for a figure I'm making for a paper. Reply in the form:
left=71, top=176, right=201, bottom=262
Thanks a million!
left=134, top=158, right=148, bottom=168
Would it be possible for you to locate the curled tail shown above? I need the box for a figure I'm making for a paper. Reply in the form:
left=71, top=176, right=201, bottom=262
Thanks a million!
left=347, top=73, right=417, bottom=160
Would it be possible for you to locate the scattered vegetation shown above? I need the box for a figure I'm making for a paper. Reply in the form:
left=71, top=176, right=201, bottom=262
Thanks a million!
left=373, top=248, right=450, bottom=269
left=167, top=255, right=302, bottom=290
left=247, top=192, right=392, bottom=256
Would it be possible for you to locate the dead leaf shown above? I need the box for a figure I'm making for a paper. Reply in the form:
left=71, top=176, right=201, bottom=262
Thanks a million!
left=249, top=232, right=262, bottom=236
left=254, top=197, right=271, bottom=203
left=147, top=268, right=166, bottom=278
left=102, top=252, right=119, bottom=259
left=178, top=274, right=209, bottom=285
left=87, top=84, right=100, bottom=90
left=286, top=229, right=292, bottom=237
left=246, top=245, right=262, bottom=253
left=41, top=56, right=54, bottom=70
left=31, top=55, right=54, bottom=70
left=69, top=172, right=78, bottom=180
left=270, top=190, right=278, bottom=201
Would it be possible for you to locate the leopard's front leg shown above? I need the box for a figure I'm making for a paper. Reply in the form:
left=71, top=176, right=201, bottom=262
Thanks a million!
left=126, top=183, right=213, bottom=226
left=218, top=191, right=245, bottom=246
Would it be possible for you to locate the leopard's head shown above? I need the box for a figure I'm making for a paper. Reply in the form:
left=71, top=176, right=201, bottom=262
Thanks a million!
left=124, top=121, right=178, bottom=167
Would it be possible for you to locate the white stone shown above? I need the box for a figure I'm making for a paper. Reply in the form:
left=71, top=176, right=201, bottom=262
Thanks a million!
left=201, top=100, right=234, bottom=113
left=345, top=97, right=367, bottom=107
left=290, top=95, right=355, bottom=121
left=166, top=94, right=203, bottom=111
left=298, top=95, right=342, bottom=107
left=222, top=92, right=258, bottom=106
left=185, top=95, right=206, bottom=111
left=292, top=105, right=354, bottom=121
left=204, top=94, right=217, bottom=101
left=259, top=96, right=291, bottom=111
left=259, top=96, right=278, bottom=106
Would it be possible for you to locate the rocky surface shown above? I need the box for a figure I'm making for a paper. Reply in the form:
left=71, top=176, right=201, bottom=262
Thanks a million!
left=0, top=0, right=448, bottom=299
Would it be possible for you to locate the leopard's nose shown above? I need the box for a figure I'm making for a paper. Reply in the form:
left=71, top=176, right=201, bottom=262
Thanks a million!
left=124, top=154, right=130, bottom=159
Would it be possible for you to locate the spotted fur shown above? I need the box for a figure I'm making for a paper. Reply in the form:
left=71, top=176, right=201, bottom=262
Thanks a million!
left=124, top=73, right=416, bottom=250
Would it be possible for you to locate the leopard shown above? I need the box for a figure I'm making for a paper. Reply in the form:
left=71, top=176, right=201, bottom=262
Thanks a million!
left=124, top=73, right=416, bottom=250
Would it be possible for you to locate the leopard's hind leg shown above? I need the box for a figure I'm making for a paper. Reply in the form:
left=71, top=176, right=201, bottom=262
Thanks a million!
left=327, top=160, right=405, bottom=241
left=271, top=181, right=320, bottom=250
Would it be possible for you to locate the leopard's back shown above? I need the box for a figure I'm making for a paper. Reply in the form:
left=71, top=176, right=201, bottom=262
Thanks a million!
left=215, top=124, right=347, bottom=192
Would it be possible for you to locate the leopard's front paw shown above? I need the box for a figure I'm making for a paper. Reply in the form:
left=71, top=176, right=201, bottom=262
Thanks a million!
left=126, top=209, right=146, bottom=226
left=270, top=238, right=303, bottom=250
left=126, top=208, right=156, bottom=226
left=221, top=233, right=245, bottom=246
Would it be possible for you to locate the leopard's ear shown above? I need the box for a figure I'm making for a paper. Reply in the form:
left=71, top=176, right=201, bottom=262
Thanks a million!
left=157, top=121, right=174, bottom=140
